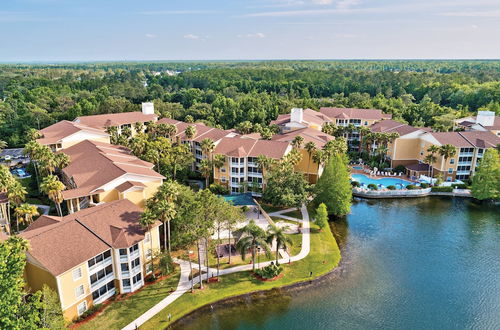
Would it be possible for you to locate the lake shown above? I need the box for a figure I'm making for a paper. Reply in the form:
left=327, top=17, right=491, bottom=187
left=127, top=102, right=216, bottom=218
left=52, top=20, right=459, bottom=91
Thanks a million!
left=174, top=197, right=500, bottom=330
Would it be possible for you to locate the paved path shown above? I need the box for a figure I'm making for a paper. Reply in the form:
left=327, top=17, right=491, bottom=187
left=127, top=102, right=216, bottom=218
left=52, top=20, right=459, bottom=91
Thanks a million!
left=122, top=204, right=310, bottom=330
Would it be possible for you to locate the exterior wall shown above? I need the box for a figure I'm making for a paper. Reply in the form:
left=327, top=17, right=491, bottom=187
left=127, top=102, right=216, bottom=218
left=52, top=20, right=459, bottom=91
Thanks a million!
left=213, top=155, right=230, bottom=187
left=389, top=138, right=422, bottom=167
left=98, top=189, right=120, bottom=203
left=142, top=180, right=162, bottom=201
left=293, top=149, right=320, bottom=184
left=122, top=190, right=146, bottom=207
left=140, top=225, right=161, bottom=274
left=57, top=263, right=92, bottom=318
left=24, top=262, right=58, bottom=293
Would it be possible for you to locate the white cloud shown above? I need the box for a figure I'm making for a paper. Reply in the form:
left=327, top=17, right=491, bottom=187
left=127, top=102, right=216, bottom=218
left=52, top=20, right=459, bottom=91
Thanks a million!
left=311, top=0, right=333, bottom=4
left=237, top=32, right=266, bottom=38
left=145, top=33, right=157, bottom=39
left=183, top=34, right=201, bottom=40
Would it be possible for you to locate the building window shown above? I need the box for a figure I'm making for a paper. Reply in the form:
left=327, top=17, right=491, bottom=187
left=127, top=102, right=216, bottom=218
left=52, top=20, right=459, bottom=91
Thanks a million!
left=77, top=301, right=87, bottom=316
left=132, top=273, right=142, bottom=285
left=144, top=232, right=150, bottom=243
left=364, top=121, right=368, bottom=125
left=90, top=264, right=113, bottom=286
left=450, top=159, right=455, bottom=164
left=448, top=168, right=453, bottom=174
left=131, top=257, right=140, bottom=269
left=146, top=263, right=153, bottom=274
left=446, top=177, right=452, bottom=182
left=129, top=244, right=139, bottom=254
left=88, top=250, right=111, bottom=268
left=221, top=176, right=226, bottom=183
left=122, top=279, right=131, bottom=288
left=73, top=267, right=82, bottom=281
left=75, top=285, right=84, bottom=298
left=220, top=167, right=226, bottom=173
left=121, top=263, right=129, bottom=272
left=119, top=249, right=127, bottom=256
left=91, top=280, right=115, bottom=301
left=146, top=249, right=152, bottom=260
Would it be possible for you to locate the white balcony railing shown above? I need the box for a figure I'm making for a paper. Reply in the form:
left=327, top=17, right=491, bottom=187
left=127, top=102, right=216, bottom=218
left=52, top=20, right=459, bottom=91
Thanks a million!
left=88, top=256, right=113, bottom=273
left=93, top=288, right=116, bottom=305
left=90, top=272, right=115, bottom=290
left=459, top=152, right=474, bottom=157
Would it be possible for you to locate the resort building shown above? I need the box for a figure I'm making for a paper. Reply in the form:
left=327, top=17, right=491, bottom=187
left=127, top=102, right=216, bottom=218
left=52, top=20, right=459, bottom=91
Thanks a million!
left=60, top=140, right=164, bottom=213
left=271, top=127, right=334, bottom=183
left=20, top=199, right=161, bottom=321
left=212, top=137, right=292, bottom=194
left=455, top=110, right=500, bottom=136
left=73, top=102, right=158, bottom=135
left=370, top=119, right=430, bottom=167
left=36, top=120, right=110, bottom=151
left=270, top=107, right=331, bottom=132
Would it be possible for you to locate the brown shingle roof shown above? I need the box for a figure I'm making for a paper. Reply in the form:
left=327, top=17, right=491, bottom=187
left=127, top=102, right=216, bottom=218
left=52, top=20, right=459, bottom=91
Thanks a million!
left=319, top=107, right=390, bottom=120
left=36, top=120, right=108, bottom=145
left=157, top=118, right=232, bottom=142
left=459, top=131, right=500, bottom=149
left=271, top=127, right=334, bottom=148
left=75, top=112, right=158, bottom=129
left=61, top=140, right=163, bottom=199
left=370, top=119, right=421, bottom=136
left=115, top=181, right=146, bottom=193
left=270, top=109, right=330, bottom=127
left=430, top=132, right=472, bottom=148
left=21, top=200, right=152, bottom=276
left=214, top=137, right=290, bottom=159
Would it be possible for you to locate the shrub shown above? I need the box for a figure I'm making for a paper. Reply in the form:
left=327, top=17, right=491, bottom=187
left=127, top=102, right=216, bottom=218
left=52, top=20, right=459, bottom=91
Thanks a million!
left=387, top=185, right=396, bottom=190
left=367, top=183, right=378, bottom=190
left=394, top=165, right=406, bottom=173
left=406, top=184, right=419, bottom=190
left=431, top=186, right=453, bottom=192
left=451, top=183, right=468, bottom=189
left=241, top=205, right=250, bottom=213
left=75, top=304, right=102, bottom=322
left=255, top=262, right=283, bottom=279
left=209, top=183, right=229, bottom=195
left=351, top=181, right=360, bottom=187
left=420, top=183, right=429, bottom=188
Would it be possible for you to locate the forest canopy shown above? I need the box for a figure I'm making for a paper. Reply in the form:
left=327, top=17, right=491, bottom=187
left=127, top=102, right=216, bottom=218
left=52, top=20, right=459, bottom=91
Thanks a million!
left=1, top=60, right=499, bottom=147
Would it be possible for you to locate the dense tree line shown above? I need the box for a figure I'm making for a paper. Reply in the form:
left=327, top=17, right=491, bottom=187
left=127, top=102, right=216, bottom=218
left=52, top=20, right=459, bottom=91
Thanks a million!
left=1, top=61, right=499, bottom=147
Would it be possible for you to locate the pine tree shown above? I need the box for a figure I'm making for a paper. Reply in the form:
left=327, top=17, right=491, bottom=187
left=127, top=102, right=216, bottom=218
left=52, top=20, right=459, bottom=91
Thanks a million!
left=315, top=203, right=329, bottom=230
left=471, top=149, right=500, bottom=201
left=314, top=154, right=352, bottom=217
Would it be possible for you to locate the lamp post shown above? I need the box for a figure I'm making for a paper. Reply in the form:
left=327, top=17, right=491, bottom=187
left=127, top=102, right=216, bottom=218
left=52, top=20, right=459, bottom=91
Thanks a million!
left=257, top=247, right=261, bottom=269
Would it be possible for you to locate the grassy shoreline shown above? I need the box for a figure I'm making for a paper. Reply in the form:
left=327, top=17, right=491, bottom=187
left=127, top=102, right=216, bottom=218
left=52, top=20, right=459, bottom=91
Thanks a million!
left=141, top=221, right=341, bottom=329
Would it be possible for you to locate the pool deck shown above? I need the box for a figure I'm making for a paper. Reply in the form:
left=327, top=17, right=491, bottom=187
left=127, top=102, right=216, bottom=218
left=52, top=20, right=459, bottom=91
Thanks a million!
left=349, top=165, right=418, bottom=183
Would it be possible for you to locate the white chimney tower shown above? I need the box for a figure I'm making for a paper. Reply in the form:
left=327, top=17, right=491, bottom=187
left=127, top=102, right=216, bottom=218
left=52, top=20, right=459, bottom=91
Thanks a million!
left=142, top=102, right=155, bottom=115
left=290, top=108, right=304, bottom=123
left=476, top=110, right=495, bottom=127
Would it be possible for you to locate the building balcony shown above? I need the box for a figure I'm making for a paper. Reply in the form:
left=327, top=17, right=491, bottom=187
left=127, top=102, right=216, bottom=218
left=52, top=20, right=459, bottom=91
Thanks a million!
left=458, top=162, right=472, bottom=166
left=93, top=288, right=116, bottom=305
left=90, top=272, right=115, bottom=291
left=130, top=249, right=140, bottom=260
left=230, top=172, right=245, bottom=178
left=88, top=256, right=113, bottom=273
left=459, top=152, right=474, bottom=157
left=247, top=172, right=262, bottom=178
left=119, top=254, right=128, bottom=262
left=457, top=171, right=470, bottom=175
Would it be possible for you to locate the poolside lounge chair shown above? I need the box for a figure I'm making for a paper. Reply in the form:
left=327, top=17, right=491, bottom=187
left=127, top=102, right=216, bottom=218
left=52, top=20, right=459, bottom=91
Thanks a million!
left=398, top=173, right=402, bottom=176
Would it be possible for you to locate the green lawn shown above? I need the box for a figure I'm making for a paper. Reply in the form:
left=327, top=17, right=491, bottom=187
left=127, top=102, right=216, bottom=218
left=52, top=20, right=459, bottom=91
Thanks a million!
left=141, top=220, right=340, bottom=329
left=259, top=203, right=287, bottom=214
left=281, top=209, right=303, bottom=219
left=78, top=267, right=181, bottom=330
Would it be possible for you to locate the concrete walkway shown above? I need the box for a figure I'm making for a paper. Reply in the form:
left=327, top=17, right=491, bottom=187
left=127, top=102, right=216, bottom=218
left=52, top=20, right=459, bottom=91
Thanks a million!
left=122, top=204, right=310, bottom=330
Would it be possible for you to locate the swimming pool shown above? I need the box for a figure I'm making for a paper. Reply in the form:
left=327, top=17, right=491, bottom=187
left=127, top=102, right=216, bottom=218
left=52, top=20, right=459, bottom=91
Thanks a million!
left=351, top=174, right=414, bottom=189
left=222, top=193, right=256, bottom=206
left=352, top=166, right=363, bottom=170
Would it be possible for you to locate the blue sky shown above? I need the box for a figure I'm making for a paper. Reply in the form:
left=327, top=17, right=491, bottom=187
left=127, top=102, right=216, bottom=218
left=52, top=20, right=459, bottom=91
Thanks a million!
left=1, top=0, right=499, bottom=62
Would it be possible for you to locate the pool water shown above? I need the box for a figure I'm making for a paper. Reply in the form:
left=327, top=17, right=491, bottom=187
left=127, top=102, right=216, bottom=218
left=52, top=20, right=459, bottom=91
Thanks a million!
left=222, top=193, right=256, bottom=206
left=351, top=173, right=413, bottom=189
left=352, top=166, right=363, bottom=170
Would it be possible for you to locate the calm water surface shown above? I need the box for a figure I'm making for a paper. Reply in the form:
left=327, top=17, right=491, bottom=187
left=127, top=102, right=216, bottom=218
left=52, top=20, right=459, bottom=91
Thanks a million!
left=175, top=197, right=500, bottom=330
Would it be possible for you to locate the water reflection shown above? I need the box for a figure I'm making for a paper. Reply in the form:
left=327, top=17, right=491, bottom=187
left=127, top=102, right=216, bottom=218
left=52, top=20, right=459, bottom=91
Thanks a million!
left=174, top=198, right=500, bottom=330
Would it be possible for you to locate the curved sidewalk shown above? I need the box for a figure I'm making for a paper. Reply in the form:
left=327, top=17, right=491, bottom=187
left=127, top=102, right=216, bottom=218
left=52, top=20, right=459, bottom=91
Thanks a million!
left=122, top=204, right=310, bottom=330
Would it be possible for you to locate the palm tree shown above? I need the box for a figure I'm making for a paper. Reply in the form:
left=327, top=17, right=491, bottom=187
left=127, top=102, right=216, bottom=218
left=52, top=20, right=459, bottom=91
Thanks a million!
left=312, top=149, right=326, bottom=167
left=292, top=136, right=304, bottom=149
left=423, top=154, right=437, bottom=178
left=7, top=182, right=26, bottom=207
left=212, top=154, right=226, bottom=177
left=266, top=223, right=293, bottom=264
left=54, top=153, right=70, bottom=171
left=23, top=141, right=44, bottom=189
left=199, top=159, right=212, bottom=188
left=358, top=126, right=371, bottom=155
left=139, top=210, right=157, bottom=277
left=236, top=220, right=271, bottom=272
left=38, top=147, right=57, bottom=175
left=40, top=175, right=65, bottom=216
left=185, top=125, right=197, bottom=141
left=438, top=144, right=457, bottom=172
left=134, top=121, right=144, bottom=134
left=14, top=203, right=39, bottom=232
left=200, top=138, right=215, bottom=161
left=304, top=142, right=316, bottom=182
left=156, top=181, right=179, bottom=252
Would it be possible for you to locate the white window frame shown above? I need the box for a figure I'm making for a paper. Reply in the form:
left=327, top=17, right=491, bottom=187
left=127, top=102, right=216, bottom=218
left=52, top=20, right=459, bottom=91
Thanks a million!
left=450, top=158, right=455, bottom=164
left=448, top=168, right=453, bottom=174
left=77, top=301, right=87, bottom=316
left=72, top=267, right=82, bottom=281
left=221, top=176, right=226, bottom=183
left=144, top=232, right=151, bottom=243
left=146, top=263, right=153, bottom=274
left=75, top=284, right=85, bottom=298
